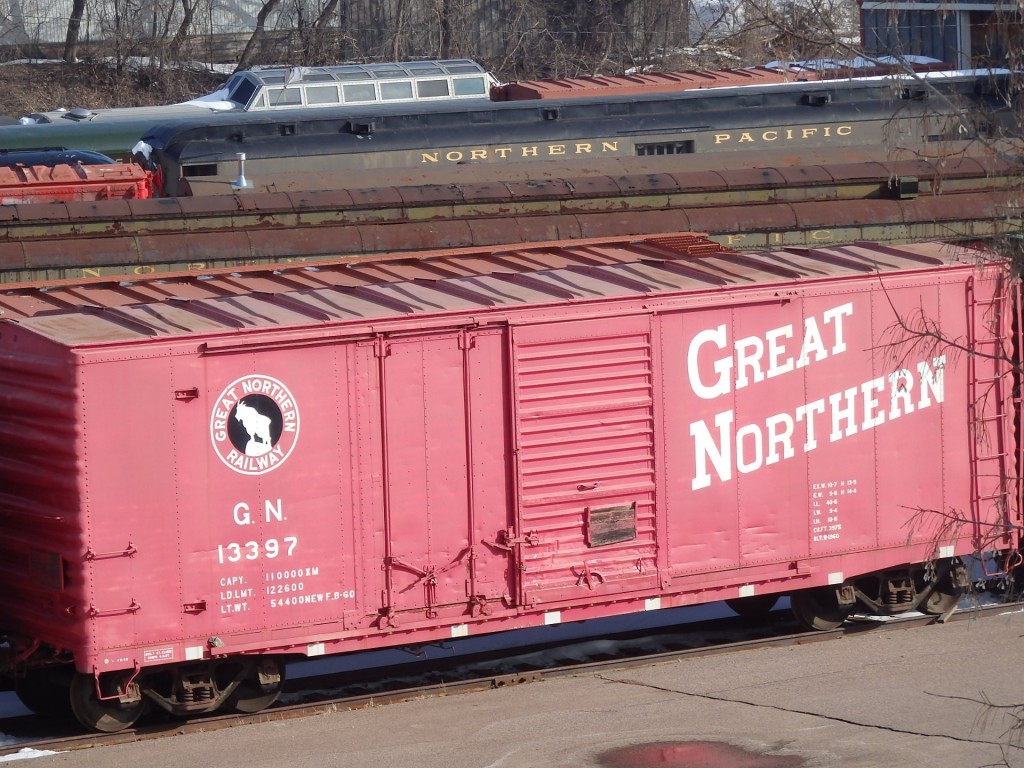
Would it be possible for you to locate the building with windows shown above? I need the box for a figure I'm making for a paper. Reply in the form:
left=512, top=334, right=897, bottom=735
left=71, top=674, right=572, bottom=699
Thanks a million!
left=859, top=0, right=1022, bottom=67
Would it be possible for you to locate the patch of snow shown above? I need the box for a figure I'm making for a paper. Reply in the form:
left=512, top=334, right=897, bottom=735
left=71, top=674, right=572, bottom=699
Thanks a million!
left=177, top=98, right=235, bottom=110
left=0, top=749, right=58, bottom=762
left=0, top=696, right=53, bottom=761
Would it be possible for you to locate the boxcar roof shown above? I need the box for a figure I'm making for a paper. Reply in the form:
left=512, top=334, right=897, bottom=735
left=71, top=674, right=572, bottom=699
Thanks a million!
left=0, top=234, right=980, bottom=347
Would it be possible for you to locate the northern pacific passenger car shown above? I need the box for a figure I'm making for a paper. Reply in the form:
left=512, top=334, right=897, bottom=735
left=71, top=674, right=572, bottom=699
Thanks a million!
left=133, top=69, right=1017, bottom=196
left=0, top=234, right=1017, bottom=731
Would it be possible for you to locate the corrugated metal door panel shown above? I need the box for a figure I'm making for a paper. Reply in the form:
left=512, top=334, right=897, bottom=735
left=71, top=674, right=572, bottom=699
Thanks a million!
left=512, top=315, right=659, bottom=605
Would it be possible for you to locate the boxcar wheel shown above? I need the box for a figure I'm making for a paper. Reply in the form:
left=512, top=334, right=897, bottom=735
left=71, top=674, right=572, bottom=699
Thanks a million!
left=725, top=595, right=779, bottom=618
left=226, top=658, right=285, bottom=714
left=69, top=672, right=145, bottom=733
left=15, top=667, right=74, bottom=719
left=791, top=587, right=850, bottom=631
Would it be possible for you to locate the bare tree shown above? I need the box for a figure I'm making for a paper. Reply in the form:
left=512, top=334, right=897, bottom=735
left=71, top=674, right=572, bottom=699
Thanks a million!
left=168, top=0, right=198, bottom=59
left=236, top=0, right=285, bottom=70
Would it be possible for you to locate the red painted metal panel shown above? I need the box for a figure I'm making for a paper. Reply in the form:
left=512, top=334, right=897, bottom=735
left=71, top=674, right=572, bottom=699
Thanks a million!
left=0, top=163, right=152, bottom=204
left=77, top=354, right=183, bottom=649
left=660, top=265, right=1009, bottom=579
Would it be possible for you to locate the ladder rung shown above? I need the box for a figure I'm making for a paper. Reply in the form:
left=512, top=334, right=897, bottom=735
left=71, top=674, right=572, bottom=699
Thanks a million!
left=975, top=413, right=1005, bottom=422
left=978, top=493, right=1009, bottom=502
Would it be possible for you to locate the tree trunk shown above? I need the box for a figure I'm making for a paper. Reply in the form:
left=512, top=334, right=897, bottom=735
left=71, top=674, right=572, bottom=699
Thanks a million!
left=169, top=0, right=196, bottom=59
left=314, top=0, right=341, bottom=31
left=63, top=0, right=87, bottom=63
left=439, top=0, right=451, bottom=58
left=236, top=0, right=285, bottom=71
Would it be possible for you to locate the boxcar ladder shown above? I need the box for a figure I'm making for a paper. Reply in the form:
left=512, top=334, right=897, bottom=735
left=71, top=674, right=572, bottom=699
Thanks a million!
left=965, top=270, right=1015, bottom=570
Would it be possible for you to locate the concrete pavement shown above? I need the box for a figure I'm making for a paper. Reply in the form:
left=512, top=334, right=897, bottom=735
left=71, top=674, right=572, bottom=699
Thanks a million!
left=29, top=607, right=1024, bottom=768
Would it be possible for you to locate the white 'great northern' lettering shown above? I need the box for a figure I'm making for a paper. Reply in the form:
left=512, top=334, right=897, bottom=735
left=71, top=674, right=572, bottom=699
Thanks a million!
left=689, top=356, right=945, bottom=489
left=688, top=302, right=854, bottom=399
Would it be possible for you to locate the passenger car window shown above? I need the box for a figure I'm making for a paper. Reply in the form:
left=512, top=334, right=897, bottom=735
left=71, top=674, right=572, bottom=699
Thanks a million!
left=267, top=87, right=302, bottom=107
left=306, top=85, right=341, bottom=105
left=380, top=81, right=415, bottom=100
left=453, top=77, right=487, bottom=96
left=343, top=83, right=377, bottom=102
left=417, top=79, right=451, bottom=98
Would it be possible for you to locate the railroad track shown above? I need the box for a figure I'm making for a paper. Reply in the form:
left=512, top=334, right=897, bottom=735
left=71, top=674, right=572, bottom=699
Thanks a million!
left=2, top=601, right=1015, bottom=757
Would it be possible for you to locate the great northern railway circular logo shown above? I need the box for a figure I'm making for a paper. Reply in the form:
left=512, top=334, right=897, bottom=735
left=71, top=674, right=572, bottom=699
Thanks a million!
left=210, top=375, right=300, bottom=475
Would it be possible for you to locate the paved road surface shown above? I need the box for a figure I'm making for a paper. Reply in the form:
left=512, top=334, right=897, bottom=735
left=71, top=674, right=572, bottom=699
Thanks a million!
left=26, top=608, right=1024, bottom=768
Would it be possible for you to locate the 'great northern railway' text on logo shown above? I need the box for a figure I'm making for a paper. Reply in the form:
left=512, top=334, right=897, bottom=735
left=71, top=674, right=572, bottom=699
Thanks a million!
left=210, top=375, right=300, bottom=476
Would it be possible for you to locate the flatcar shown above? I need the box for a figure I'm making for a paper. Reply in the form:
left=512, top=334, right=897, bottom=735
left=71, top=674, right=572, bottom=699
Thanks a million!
left=0, top=233, right=1018, bottom=732
left=133, top=68, right=1018, bottom=197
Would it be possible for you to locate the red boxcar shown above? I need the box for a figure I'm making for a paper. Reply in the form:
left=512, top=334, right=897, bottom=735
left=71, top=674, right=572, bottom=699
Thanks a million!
left=0, top=234, right=1018, bottom=731
left=0, top=161, right=153, bottom=204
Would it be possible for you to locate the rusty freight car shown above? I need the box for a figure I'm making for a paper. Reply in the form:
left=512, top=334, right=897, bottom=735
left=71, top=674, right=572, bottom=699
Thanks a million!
left=0, top=233, right=1018, bottom=732
left=0, top=149, right=1019, bottom=283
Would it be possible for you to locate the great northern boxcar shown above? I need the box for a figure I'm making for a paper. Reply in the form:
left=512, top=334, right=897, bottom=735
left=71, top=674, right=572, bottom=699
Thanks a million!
left=0, top=234, right=1018, bottom=731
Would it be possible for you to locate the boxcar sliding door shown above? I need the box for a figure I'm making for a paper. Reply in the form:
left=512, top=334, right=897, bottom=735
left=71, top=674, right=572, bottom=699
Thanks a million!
left=510, top=314, right=661, bottom=606
left=376, top=328, right=515, bottom=623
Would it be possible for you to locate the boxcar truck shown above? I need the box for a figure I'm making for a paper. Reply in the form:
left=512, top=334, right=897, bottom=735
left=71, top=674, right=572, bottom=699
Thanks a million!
left=0, top=234, right=1019, bottom=731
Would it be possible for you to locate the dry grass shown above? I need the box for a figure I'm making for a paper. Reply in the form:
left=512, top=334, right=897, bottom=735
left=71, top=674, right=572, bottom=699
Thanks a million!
left=0, top=61, right=228, bottom=119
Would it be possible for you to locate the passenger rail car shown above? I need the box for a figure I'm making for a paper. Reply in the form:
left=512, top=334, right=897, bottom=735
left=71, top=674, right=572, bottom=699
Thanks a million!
left=0, top=233, right=1018, bottom=732
left=134, top=69, right=1017, bottom=197
left=0, top=59, right=965, bottom=161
